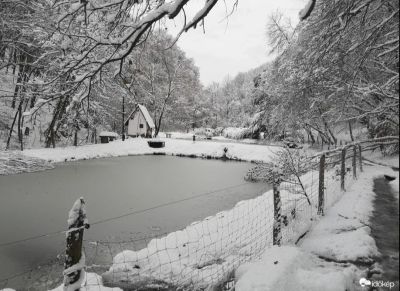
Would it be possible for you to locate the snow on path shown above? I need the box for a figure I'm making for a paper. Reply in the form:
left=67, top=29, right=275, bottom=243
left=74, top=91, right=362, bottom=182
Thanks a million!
left=300, top=165, right=380, bottom=262
left=235, top=164, right=395, bottom=291
left=235, top=246, right=361, bottom=291
left=22, top=138, right=279, bottom=164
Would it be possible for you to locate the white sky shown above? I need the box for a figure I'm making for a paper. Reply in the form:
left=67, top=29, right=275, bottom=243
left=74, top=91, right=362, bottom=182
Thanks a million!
left=166, top=0, right=307, bottom=86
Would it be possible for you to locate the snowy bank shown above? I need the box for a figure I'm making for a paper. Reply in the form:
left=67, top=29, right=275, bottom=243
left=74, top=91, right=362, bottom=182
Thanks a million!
left=99, top=166, right=338, bottom=289
left=101, top=190, right=275, bottom=289
left=236, top=164, right=393, bottom=291
left=300, top=165, right=380, bottom=263
left=0, top=151, right=54, bottom=175
left=22, top=138, right=279, bottom=164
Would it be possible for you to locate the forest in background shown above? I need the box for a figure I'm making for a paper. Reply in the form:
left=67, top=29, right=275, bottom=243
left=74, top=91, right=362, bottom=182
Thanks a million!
left=0, top=0, right=398, bottom=150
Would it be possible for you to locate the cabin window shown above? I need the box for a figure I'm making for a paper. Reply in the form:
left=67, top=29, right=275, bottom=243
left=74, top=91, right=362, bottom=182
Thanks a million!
left=139, top=124, right=144, bottom=128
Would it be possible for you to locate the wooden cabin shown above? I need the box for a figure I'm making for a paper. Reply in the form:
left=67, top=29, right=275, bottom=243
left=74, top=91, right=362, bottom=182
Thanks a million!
left=124, top=104, right=155, bottom=138
left=99, top=131, right=118, bottom=143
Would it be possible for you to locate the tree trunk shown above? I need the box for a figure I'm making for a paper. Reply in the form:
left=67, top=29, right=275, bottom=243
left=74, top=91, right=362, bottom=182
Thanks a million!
left=17, top=102, right=23, bottom=151
left=45, top=97, right=67, bottom=148
left=121, top=96, right=125, bottom=140
left=11, top=63, right=24, bottom=109
left=155, top=107, right=165, bottom=137
left=306, top=128, right=315, bottom=144
left=5, top=107, right=20, bottom=150
left=73, top=129, right=78, bottom=146
left=348, top=121, right=354, bottom=141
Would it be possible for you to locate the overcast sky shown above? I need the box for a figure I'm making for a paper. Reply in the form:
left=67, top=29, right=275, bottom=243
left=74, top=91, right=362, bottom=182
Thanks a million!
left=167, top=0, right=307, bottom=86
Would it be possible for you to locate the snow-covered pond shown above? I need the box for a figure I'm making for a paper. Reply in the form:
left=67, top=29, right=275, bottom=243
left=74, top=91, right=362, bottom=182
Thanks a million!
left=0, top=155, right=268, bottom=283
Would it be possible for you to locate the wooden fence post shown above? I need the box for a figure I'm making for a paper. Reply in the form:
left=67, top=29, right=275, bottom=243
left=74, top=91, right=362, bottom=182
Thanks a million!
left=353, top=146, right=357, bottom=179
left=273, top=172, right=282, bottom=246
left=64, top=198, right=90, bottom=290
left=318, top=154, right=325, bottom=215
left=341, top=148, right=346, bottom=191
left=358, top=144, right=363, bottom=172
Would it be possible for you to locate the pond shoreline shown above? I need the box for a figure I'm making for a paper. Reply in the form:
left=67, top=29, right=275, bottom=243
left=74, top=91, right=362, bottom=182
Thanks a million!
left=2, top=139, right=277, bottom=175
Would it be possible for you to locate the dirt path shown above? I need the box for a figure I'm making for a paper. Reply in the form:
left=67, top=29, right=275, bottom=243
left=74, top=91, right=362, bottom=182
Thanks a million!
left=371, top=176, right=399, bottom=290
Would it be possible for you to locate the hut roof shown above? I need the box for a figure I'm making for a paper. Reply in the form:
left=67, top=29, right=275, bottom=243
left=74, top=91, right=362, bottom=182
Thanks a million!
left=99, top=131, right=119, bottom=137
left=125, top=104, right=155, bottom=128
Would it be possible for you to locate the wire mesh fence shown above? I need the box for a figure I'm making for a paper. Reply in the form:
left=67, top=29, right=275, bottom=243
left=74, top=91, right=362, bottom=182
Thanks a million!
left=0, top=138, right=398, bottom=291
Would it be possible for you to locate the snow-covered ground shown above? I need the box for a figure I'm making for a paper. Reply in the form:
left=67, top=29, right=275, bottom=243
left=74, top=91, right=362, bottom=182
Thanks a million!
left=1, top=153, right=397, bottom=291
left=235, top=246, right=361, bottom=291
left=79, top=165, right=363, bottom=290
left=365, top=150, right=399, bottom=168
left=236, top=163, right=397, bottom=291
left=49, top=272, right=122, bottom=291
left=21, top=138, right=279, bottom=164
left=96, top=163, right=395, bottom=290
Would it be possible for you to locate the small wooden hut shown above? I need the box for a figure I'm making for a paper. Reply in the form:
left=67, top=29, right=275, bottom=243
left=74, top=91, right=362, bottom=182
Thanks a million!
left=124, top=104, right=155, bottom=138
left=99, top=131, right=118, bottom=143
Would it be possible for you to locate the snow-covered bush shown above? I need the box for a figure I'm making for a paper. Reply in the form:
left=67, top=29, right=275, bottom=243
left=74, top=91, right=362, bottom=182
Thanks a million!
left=222, top=127, right=253, bottom=140
left=213, top=127, right=224, bottom=136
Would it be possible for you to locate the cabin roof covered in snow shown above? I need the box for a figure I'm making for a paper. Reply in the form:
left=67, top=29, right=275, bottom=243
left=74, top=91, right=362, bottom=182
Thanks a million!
left=125, top=104, right=155, bottom=129
left=99, top=131, right=119, bottom=137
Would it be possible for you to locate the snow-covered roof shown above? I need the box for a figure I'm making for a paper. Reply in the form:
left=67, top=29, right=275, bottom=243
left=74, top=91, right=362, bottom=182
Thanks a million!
left=125, top=104, right=155, bottom=129
left=99, top=131, right=119, bottom=137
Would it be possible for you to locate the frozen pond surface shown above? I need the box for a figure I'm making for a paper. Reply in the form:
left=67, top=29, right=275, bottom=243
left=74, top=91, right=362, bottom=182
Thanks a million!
left=0, top=155, right=268, bottom=284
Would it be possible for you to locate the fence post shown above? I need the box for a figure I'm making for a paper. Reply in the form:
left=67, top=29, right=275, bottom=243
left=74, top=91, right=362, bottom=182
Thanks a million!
left=64, top=198, right=90, bottom=290
left=358, top=144, right=363, bottom=172
left=273, top=170, right=282, bottom=246
left=353, top=146, right=357, bottom=179
left=318, top=154, right=326, bottom=215
left=341, top=148, right=346, bottom=191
